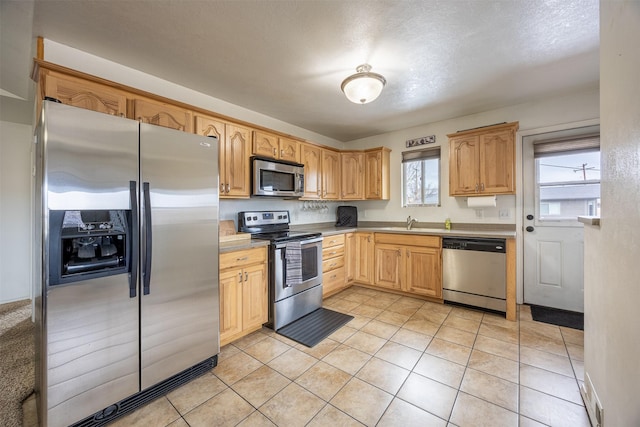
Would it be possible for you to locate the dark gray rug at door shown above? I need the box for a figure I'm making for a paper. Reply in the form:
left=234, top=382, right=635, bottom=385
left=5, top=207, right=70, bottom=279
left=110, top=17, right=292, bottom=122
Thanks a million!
left=277, top=308, right=353, bottom=347
left=530, top=305, right=584, bottom=330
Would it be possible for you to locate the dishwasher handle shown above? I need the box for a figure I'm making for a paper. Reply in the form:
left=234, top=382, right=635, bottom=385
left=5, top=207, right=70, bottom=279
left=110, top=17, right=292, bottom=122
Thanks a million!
left=442, top=237, right=506, bottom=253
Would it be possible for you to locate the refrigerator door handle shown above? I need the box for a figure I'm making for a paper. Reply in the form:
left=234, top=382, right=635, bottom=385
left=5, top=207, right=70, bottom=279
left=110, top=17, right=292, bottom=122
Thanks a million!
left=129, top=181, right=139, bottom=298
left=143, top=182, right=153, bottom=295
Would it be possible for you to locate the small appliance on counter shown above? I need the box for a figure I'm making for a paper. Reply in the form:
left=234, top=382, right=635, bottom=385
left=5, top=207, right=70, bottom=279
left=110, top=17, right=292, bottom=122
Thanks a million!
left=336, top=206, right=358, bottom=227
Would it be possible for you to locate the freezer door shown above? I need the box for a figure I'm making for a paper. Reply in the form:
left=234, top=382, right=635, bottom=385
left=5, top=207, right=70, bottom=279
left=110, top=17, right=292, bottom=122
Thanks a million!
left=140, top=124, right=219, bottom=389
left=45, top=276, right=139, bottom=427
left=41, top=101, right=139, bottom=427
left=43, top=101, right=138, bottom=210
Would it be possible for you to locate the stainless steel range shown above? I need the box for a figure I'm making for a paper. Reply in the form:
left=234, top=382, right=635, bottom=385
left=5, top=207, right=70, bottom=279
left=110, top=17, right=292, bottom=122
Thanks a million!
left=238, top=211, right=323, bottom=330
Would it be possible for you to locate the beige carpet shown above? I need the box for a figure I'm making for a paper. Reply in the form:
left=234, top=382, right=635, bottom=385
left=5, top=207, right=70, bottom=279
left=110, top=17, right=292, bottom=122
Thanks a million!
left=0, top=299, right=35, bottom=427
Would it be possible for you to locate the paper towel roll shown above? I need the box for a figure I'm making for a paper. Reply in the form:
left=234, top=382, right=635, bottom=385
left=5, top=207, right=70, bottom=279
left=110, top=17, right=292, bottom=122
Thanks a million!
left=467, top=195, right=496, bottom=208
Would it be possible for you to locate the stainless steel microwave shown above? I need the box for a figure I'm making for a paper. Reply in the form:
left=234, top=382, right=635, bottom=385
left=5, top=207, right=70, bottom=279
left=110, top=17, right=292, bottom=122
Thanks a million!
left=251, top=157, right=305, bottom=197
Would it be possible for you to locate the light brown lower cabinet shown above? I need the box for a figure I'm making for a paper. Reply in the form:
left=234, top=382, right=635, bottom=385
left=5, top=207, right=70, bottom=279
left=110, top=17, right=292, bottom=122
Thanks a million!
left=322, top=234, right=346, bottom=297
left=219, top=246, right=267, bottom=346
left=354, top=232, right=374, bottom=284
left=373, top=233, right=442, bottom=300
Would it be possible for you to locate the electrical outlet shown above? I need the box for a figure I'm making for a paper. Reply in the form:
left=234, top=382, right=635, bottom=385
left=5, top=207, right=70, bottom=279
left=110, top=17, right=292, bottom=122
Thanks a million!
left=499, top=209, right=510, bottom=219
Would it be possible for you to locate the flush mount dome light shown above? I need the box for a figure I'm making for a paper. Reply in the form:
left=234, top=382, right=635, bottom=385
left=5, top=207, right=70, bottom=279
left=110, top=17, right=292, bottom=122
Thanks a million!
left=341, top=64, right=386, bottom=104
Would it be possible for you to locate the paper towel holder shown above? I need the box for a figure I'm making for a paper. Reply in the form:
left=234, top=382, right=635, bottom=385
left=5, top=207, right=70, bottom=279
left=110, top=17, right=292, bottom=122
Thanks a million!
left=466, top=195, right=497, bottom=208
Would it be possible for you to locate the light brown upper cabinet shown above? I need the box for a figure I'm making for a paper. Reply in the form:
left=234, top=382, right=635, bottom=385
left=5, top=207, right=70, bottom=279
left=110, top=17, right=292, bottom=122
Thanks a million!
left=364, top=148, right=391, bottom=200
left=132, top=97, right=193, bottom=132
left=300, top=143, right=322, bottom=199
left=42, top=70, right=127, bottom=116
left=340, top=152, right=365, bottom=200
left=252, top=130, right=300, bottom=163
left=448, top=122, right=519, bottom=196
left=300, top=144, right=340, bottom=200
left=195, top=115, right=251, bottom=198
left=321, top=149, right=341, bottom=200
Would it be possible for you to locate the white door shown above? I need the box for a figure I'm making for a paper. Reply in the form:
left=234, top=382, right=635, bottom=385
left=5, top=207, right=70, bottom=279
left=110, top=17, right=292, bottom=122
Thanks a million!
left=522, top=125, right=600, bottom=313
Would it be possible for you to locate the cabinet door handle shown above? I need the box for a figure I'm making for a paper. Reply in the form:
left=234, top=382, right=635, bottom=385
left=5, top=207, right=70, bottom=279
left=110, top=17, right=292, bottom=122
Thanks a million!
left=273, top=147, right=277, bottom=156
left=475, top=183, right=479, bottom=192
left=481, top=183, right=485, bottom=191
left=220, top=183, right=225, bottom=193
left=238, top=272, right=243, bottom=282
left=280, top=149, right=284, bottom=157
left=236, top=256, right=248, bottom=261
left=245, top=272, right=248, bottom=281
left=226, top=184, right=230, bottom=193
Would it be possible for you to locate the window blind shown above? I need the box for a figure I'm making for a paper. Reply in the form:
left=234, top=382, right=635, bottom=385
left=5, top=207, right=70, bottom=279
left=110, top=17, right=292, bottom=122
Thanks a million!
left=534, top=134, right=600, bottom=158
left=402, top=146, right=441, bottom=162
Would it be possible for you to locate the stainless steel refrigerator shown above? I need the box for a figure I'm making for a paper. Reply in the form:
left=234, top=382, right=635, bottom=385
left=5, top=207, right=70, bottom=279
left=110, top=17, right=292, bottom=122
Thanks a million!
left=34, top=100, right=219, bottom=427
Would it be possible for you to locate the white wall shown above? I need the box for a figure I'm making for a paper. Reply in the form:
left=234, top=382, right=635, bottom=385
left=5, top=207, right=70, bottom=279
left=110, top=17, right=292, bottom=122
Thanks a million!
left=582, top=2, right=640, bottom=425
left=345, top=89, right=600, bottom=225
left=0, top=120, right=33, bottom=303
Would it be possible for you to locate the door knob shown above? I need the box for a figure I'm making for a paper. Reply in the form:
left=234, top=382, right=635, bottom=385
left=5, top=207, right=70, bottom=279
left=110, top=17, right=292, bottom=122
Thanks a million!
left=526, top=226, right=535, bottom=232
left=526, top=214, right=534, bottom=220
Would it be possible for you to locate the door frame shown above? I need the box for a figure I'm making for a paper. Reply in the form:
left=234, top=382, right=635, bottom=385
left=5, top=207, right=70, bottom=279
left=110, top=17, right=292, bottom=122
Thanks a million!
left=515, top=118, right=600, bottom=305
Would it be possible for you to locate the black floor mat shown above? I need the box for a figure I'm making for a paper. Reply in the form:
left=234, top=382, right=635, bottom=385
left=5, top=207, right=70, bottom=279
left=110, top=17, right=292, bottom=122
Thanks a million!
left=530, top=305, right=584, bottom=330
left=277, top=308, right=353, bottom=347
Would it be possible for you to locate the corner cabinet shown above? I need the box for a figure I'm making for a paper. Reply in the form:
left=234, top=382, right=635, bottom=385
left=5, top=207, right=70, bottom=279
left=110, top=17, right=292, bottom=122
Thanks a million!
left=364, top=148, right=391, bottom=200
left=448, top=122, right=518, bottom=196
left=219, top=246, right=268, bottom=346
left=195, top=115, right=251, bottom=198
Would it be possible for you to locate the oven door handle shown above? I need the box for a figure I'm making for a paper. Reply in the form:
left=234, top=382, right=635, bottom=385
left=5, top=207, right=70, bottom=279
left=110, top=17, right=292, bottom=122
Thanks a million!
left=274, top=236, right=323, bottom=249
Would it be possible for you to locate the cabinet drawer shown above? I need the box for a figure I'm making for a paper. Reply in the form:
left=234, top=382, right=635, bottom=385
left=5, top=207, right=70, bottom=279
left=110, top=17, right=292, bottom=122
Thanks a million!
left=375, top=233, right=440, bottom=248
left=323, top=266, right=345, bottom=294
left=322, top=256, right=344, bottom=273
left=220, top=246, right=267, bottom=270
left=322, top=244, right=344, bottom=260
left=323, top=234, right=345, bottom=248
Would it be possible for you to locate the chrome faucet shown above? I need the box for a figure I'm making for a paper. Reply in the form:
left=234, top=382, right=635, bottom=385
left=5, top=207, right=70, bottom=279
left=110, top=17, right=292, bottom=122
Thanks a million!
left=406, top=216, right=418, bottom=230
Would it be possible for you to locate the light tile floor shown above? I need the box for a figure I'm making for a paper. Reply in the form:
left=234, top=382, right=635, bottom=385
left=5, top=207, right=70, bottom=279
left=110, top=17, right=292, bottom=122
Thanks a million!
left=111, top=286, right=590, bottom=427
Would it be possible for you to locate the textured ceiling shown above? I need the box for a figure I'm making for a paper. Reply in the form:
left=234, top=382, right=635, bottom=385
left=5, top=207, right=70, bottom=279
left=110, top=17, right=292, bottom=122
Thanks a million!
left=14, top=1, right=601, bottom=141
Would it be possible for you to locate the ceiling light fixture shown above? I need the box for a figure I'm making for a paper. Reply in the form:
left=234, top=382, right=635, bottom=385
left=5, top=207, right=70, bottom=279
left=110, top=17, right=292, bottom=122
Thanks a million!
left=340, top=64, right=386, bottom=104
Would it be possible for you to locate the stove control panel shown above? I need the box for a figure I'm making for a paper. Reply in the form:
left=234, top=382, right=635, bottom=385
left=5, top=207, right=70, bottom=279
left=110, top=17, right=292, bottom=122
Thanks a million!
left=239, top=210, right=289, bottom=227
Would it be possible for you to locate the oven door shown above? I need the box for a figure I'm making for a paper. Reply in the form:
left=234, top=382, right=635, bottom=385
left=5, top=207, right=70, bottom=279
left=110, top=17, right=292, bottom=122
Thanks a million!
left=273, top=236, right=322, bottom=302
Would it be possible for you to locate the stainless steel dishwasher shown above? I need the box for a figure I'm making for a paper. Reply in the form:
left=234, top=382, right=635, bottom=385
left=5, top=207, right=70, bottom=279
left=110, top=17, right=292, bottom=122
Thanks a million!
left=442, top=237, right=506, bottom=313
